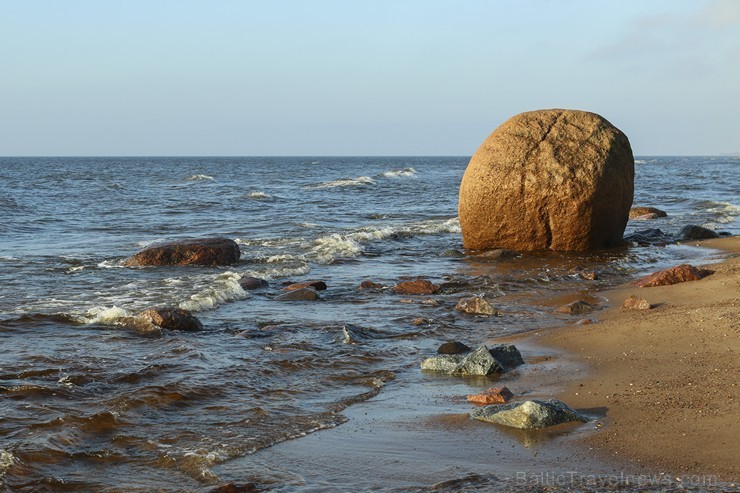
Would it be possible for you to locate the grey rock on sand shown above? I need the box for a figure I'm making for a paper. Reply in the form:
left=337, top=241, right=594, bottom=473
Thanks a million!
left=471, top=399, right=588, bottom=429
left=459, top=109, right=634, bottom=251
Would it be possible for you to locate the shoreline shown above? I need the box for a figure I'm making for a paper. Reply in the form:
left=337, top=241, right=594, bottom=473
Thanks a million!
left=507, top=236, right=739, bottom=482
left=214, top=238, right=738, bottom=491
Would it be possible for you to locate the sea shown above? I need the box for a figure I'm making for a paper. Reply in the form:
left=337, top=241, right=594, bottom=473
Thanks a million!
left=0, top=156, right=738, bottom=492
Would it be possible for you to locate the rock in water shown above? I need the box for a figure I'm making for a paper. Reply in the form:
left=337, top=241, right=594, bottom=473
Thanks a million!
left=394, top=280, right=439, bottom=295
left=282, top=280, right=327, bottom=291
left=471, top=399, right=588, bottom=429
left=629, top=206, right=667, bottom=219
left=138, top=307, right=203, bottom=332
left=123, top=238, right=241, bottom=266
left=421, top=344, right=523, bottom=376
left=678, top=225, right=720, bottom=241
left=275, top=287, right=319, bottom=301
left=239, top=276, right=268, bottom=290
left=459, top=109, right=634, bottom=251
left=455, top=296, right=497, bottom=315
left=437, top=340, right=472, bottom=354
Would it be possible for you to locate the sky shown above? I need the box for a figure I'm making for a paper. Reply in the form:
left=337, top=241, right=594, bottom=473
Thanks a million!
left=1, top=0, right=738, bottom=156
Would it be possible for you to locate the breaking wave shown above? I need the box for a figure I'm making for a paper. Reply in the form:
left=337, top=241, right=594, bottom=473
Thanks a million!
left=379, top=167, right=416, bottom=178
left=246, top=191, right=273, bottom=201
left=179, top=271, right=247, bottom=312
left=185, top=174, right=215, bottom=181
left=307, top=176, right=375, bottom=189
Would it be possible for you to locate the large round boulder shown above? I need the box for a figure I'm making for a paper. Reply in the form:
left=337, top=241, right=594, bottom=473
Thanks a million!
left=459, top=109, right=634, bottom=251
left=123, top=238, right=241, bottom=266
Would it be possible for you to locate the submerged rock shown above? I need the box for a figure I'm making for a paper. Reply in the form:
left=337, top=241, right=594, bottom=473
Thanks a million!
left=283, top=280, right=327, bottom=291
left=557, top=300, right=594, bottom=315
left=678, top=225, right=720, bottom=241
left=459, top=109, right=634, bottom=251
left=629, top=206, right=667, bottom=219
left=621, top=295, right=652, bottom=310
left=623, top=228, right=671, bottom=246
left=455, top=296, right=497, bottom=315
left=422, top=344, right=523, bottom=376
left=239, top=276, right=269, bottom=290
left=467, top=386, right=514, bottom=405
left=471, top=399, right=588, bottom=429
left=138, top=307, right=203, bottom=332
left=394, top=279, right=439, bottom=295
left=275, top=287, right=319, bottom=301
left=634, top=264, right=713, bottom=287
left=123, top=237, right=240, bottom=266
left=359, top=280, right=383, bottom=290
left=475, top=248, right=519, bottom=260
left=437, top=340, right=472, bottom=354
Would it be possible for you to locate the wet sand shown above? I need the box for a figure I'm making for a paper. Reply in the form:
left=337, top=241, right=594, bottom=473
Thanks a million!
left=513, top=236, right=739, bottom=483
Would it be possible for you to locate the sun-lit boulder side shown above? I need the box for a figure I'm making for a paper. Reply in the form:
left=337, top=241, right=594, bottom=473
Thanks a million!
left=459, top=109, right=634, bottom=251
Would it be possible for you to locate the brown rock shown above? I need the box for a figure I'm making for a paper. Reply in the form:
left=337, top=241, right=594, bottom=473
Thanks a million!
left=579, top=270, right=599, bottom=281
left=455, top=296, right=498, bottom=315
left=275, top=287, right=319, bottom=301
left=394, top=279, right=439, bottom=295
left=411, top=317, right=429, bottom=326
left=557, top=300, right=594, bottom=315
left=629, top=206, right=667, bottom=219
left=283, top=280, right=327, bottom=291
left=621, top=295, right=652, bottom=310
left=123, top=238, right=240, bottom=266
left=239, top=276, right=268, bottom=290
left=459, top=109, right=634, bottom=251
left=138, top=307, right=203, bottom=332
left=437, top=340, right=472, bottom=354
left=576, top=318, right=597, bottom=325
left=634, top=264, right=713, bottom=288
left=359, top=280, right=383, bottom=290
left=467, top=387, right=514, bottom=405
left=633, top=213, right=659, bottom=220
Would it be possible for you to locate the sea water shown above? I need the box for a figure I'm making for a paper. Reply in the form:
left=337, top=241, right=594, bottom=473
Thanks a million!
left=0, top=156, right=737, bottom=491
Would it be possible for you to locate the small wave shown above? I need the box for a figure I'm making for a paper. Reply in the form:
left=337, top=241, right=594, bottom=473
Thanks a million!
left=307, top=176, right=375, bottom=189
left=246, top=263, right=311, bottom=280
left=634, top=159, right=647, bottom=164
left=246, top=191, right=273, bottom=201
left=80, top=305, right=134, bottom=325
left=179, top=271, right=248, bottom=312
left=185, top=174, right=215, bottom=181
left=379, top=167, right=416, bottom=178
left=704, top=201, right=740, bottom=224
left=308, top=234, right=363, bottom=264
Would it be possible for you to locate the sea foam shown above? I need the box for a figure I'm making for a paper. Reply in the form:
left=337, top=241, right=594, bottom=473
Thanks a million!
left=379, top=167, right=416, bottom=178
left=179, top=271, right=248, bottom=312
left=307, top=176, right=375, bottom=189
left=185, top=174, right=215, bottom=181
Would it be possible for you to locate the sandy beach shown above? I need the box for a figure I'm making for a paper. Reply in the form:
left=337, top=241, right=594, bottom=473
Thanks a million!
left=516, top=236, right=739, bottom=482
